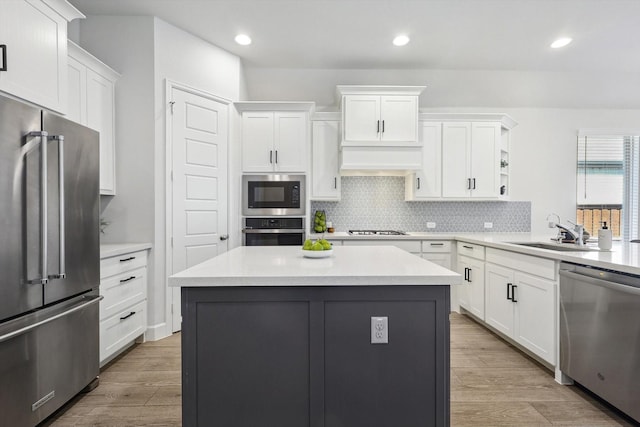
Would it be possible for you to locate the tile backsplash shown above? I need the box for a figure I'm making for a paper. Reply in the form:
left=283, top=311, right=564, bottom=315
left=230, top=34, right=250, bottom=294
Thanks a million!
left=311, top=177, right=531, bottom=232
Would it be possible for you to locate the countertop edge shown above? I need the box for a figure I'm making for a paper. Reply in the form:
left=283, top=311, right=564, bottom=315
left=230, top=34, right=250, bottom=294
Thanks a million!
left=100, top=243, right=153, bottom=259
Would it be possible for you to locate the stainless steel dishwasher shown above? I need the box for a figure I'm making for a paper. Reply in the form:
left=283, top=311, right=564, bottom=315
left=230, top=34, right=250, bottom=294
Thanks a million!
left=559, top=262, right=640, bottom=423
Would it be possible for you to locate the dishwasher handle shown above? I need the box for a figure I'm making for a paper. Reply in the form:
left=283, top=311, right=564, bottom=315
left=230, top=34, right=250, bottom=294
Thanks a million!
left=560, top=269, right=640, bottom=296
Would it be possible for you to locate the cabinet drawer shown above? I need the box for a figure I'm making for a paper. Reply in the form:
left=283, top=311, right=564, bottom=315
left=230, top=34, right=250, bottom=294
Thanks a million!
left=100, top=266, right=147, bottom=321
left=343, top=239, right=421, bottom=253
left=100, top=250, right=148, bottom=279
left=422, top=253, right=452, bottom=270
left=457, top=242, right=485, bottom=260
left=422, top=241, right=452, bottom=253
left=486, top=248, right=556, bottom=281
left=100, top=300, right=146, bottom=363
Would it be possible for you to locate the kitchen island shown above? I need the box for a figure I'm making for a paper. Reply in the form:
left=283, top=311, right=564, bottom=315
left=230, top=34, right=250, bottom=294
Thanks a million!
left=170, top=245, right=461, bottom=427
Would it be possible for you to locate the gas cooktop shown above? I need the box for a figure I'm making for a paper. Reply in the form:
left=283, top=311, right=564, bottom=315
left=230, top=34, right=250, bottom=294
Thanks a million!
left=348, top=230, right=407, bottom=236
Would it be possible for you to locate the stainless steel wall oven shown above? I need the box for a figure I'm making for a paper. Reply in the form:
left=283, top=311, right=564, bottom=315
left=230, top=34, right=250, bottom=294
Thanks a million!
left=243, top=217, right=305, bottom=246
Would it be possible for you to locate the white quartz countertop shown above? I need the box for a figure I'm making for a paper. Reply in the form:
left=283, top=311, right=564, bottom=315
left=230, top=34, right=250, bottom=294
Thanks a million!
left=316, top=231, right=640, bottom=275
left=169, top=246, right=462, bottom=287
left=100, top=243, right=152, bottom=259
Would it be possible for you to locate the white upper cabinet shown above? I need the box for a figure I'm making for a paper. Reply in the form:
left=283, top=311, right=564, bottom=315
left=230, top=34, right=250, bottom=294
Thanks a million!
left=237, top=102, right=313, bottom=173
left=339, top=86, right=423, bottom=146
left=0, top=0, right=84, bottom=113
left=405, top=121, right=443, bottom=200
left=436, top=114, right=516, bottom=200
left=311, top=114, right=340, bottom=201
left=379, top=96, right=419, bottom=143
left=343, top=95, right=380, bottom=142
left=68, top=41, right=120, bottom=195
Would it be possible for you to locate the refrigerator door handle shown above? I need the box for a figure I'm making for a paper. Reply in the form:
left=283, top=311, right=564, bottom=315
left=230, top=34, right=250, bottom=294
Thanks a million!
left=27, top=131, right=49, bottom=285
left=48, top=135, right=65, bottom=279
left=0, top=295, right=102, bottom=344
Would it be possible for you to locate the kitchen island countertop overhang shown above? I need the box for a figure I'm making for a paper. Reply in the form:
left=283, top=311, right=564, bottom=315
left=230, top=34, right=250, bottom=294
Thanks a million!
left=169, top=245, right=462, bottom=287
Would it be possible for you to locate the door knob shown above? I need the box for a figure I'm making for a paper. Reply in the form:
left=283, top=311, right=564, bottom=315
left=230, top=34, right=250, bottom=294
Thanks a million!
left=220, top=235, right=229, bottom=241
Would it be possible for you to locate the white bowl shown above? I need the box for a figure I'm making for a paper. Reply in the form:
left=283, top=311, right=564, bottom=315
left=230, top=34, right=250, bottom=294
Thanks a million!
left=302, top=249, right=333, bottom=258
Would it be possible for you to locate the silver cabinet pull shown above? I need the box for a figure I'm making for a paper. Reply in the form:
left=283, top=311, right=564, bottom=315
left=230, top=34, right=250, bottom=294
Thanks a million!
left=269, top=150, right=273, bottom=164
left=377, top=120, right=380, bottom=133
left=48, top=135, right=65, bottom=279
left=275, top=150, right=278, bottom=164
left=417, top=177, right=421, bottom=189
left=27, top=131, right=49, bottom=285
left=334, top=177, right=337, bottom=189
left=382, top=120, right=385, bottom=133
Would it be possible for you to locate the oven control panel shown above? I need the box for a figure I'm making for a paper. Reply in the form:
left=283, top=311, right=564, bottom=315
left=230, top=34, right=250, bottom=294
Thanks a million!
left=245, top=217, right=305, bottom=230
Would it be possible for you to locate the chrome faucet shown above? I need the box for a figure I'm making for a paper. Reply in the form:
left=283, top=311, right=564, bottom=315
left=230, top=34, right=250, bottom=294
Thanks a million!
left=546, top=213, right=586, bottom=246
left=555, top=221, right=585, bottom=246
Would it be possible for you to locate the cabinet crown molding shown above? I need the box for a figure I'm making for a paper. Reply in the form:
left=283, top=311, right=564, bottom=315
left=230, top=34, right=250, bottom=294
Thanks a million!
left=42, top=0, right=85, bottom=21
left=68, top=40, right=121, bottom=80
left=336, top=85, right=426, bottom=100
left=234, top=101, right=315, bottom=112
left=419, top=112, right=518, bottom=129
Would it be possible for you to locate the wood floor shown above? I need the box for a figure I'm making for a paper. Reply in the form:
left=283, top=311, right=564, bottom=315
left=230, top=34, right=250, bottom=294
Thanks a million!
left=44, top=313, right=635, bottom=426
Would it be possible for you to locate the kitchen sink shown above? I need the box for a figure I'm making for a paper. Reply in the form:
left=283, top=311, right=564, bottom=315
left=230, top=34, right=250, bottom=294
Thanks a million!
left=508, top=242, right=600, bottom=252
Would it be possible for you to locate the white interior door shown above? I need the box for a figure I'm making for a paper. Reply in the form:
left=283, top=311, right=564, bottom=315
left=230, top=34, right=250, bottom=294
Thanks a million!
left=169, top=86, right=229, bottom=332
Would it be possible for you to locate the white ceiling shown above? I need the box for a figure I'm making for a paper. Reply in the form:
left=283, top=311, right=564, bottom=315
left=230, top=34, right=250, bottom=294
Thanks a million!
left=68, top=0, right=640, bottom=72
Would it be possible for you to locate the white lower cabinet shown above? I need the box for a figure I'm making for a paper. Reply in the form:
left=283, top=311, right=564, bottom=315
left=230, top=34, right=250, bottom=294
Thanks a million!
left=342, top=239, right=421, bottom=254
left=421, top=240, right=452, bottom=269
left=99, top=249, right=149, bottom=366
left=485, top=248, right=556, bottom=365
left=456, top=242, right=486, bottom=320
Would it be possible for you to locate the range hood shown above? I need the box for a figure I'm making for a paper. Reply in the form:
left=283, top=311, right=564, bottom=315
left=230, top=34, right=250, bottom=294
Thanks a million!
left=336, top=85, right=426, bottom=175
left=339, top=145, right=422, bottom=176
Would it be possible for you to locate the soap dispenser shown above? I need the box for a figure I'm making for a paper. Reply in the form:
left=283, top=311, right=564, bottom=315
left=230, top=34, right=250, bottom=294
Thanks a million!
left=598, top=221, right=612, bottom=251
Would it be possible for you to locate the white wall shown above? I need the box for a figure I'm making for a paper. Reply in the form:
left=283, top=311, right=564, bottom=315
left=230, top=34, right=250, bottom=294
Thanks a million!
left=152, top=18, right=242, bottom=337
left=415, top=107, right=640, bottom=235
left=243, top=68, right=640, bottom=110
left=78, top=16, right=242, bottom=341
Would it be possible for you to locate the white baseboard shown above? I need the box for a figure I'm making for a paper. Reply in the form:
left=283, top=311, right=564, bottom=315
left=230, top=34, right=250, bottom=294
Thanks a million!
left=145, top=322, right=171, bottom=341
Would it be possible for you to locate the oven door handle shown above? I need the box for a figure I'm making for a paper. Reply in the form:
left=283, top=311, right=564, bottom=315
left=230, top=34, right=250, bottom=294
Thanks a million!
left=242, top=229, right=306, bottom=234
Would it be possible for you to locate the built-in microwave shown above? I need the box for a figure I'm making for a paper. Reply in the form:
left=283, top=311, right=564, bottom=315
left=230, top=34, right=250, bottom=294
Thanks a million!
left=242, top=174, right=306, bottom=216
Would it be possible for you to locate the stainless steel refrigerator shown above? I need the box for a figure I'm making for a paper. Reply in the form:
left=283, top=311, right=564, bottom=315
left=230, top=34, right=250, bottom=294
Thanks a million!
left=0, top=94, right=101, bottom=426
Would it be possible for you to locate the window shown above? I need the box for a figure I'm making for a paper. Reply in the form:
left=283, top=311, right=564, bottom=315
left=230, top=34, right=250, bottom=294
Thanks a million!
left=576, top=132, right=640, bottom=241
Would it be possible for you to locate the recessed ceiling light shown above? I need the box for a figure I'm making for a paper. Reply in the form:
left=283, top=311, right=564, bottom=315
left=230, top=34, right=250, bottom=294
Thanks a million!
left=235, top=34, right=252, bottom=46
left=393, top=35, right=410, bottom=47
left=550, top=37, right=572, bottom=49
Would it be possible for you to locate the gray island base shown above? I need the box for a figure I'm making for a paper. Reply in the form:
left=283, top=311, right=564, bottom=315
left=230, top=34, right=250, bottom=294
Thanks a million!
left=170, top=246, right=461, bottom=427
